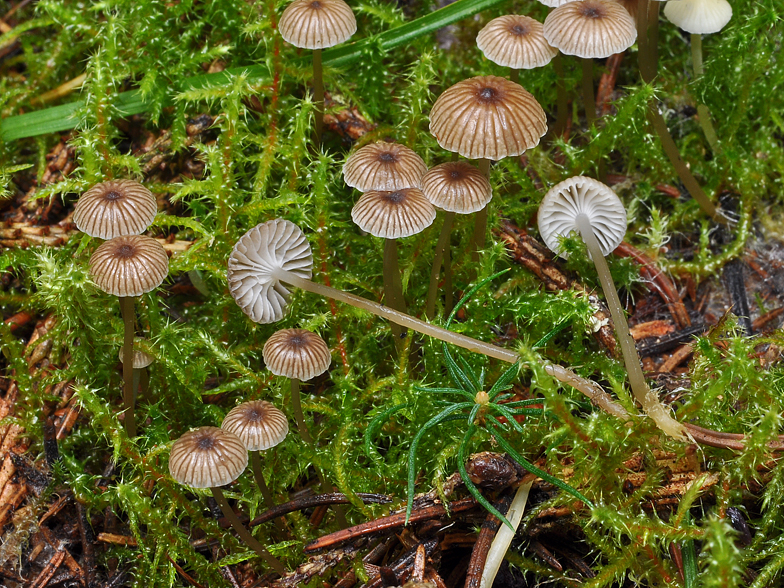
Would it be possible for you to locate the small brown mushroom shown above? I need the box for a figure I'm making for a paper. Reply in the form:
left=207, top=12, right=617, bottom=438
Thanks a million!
left=476, top=15, right=557, bottom=82
left=74, top=180, right=157, bottom=240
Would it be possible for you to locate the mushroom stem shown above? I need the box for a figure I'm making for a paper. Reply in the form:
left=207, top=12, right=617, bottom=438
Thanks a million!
left=690, top=34, right=720, bottom=152
left=313, top=49, right=324, bottom=146
left=509, top=68, right=519, bottom=83
left=211, top=486, right=286, bottom=574
left=290, top=377, right=313, bottom=445
left=472, top=158, right=491, bottom=260
left=553, top=54, right=569, bottom=137
left=574, top=213, right=688, bottom=441
left=426, top=211, right=456, bottom=319
left=250, top=450, right=276, bottom=508
left=120, top=296, right=136, bottom=438
left=383, top=238, right=407, bottom=317
left=582, top=59, right=597, bottom=129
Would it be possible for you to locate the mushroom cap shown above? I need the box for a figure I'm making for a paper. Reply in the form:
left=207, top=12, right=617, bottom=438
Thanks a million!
left=169, top=427, right=249, bottom=488
left=263, top=328, right=332, bottom=381
left=351, top=188, right=436, bottom=239
left=222, top=400, right=289, bottom=451
left=343, top=142, right=428, bottom=192
left=278, top=0, right=357, bottom=50
left=476, top=15, right=558, bottom=70
left=74, top=180, right=157, bottom=240
left=89, top=235, right=169, bottom=297
left=663, top=0, right=732, bottom=34
left=429, top=75, right=547, bottom=161
left=420, top=162, right=492, bottom=214
left=119, top=338, right=155, bottom=369
left=227, top=219, right=314, bottom=324
left=543, top=0, right=637, bottom=59
left=537, top=176, right=627, bottom=259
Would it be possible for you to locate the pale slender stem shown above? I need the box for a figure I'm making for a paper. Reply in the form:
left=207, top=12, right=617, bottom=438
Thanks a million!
left=120, top=297, right=136, bottom=438
left=211, top=487, right=286, bottom=574
left=582, top=59, right=596, bottom=130
left=553, top=54, right=568, bottom=137
left=575, top=214, right=688, bottom=441
left=426, top=211, right=456, bottom=318
left=691, top=34, right=721, bottom=152
left=290, top=378, right=312, bottom=445
left=544, top=364, right=629, bottom=420
left=313, top=49, right=324, bottom=146
left=480, top=480, right=534, bottom=588
left=472, top=159, right=491, bottom=261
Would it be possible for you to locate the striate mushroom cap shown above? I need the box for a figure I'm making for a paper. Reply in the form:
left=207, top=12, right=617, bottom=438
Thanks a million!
left=227, top=219, right=314, bottom=324
left=74, top=180, right=157, bottom=240
left=222, top=400, right=289, bottom=452
left=663, top=0, right=732, bottom=34
left=543, top=0, right=637, bottom=59
left=263, top=328, right=332, bottom=381
left=279, top=0, right=357, bottom=50
left=420, top=162, right=492, bottom=215
left=169, top=427, right=249, bottom=488
left=89, top=235, right=169, bottom=297
left=538, top=176, right=627, bottom=259
left=119, top=338, right=155, bottom=369
left=351, top=188, right=436, bottom=239
left=476, top=15, right=558, bottom=70
left=343, top=142, right=428, bottom=192
left=429, top=75, right=547, bottom=161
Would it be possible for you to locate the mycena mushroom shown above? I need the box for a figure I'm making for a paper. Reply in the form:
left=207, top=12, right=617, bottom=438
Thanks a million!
left=537, top=176, right=688, bottom=441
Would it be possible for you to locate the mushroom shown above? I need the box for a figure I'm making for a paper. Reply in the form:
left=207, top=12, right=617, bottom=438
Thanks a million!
left=343, top=141, right=428, bottom=192
left=169, top=427, right=285, bottom=573
left=228, top=219, right=630, bottom=416
left=118, top=337, right=155, bottom=402
left=278, top=0, right=357, bottom=145
left=222, top=400, right=289, bottom=510
left=74, top=179, right=157, bottom=240
left=262, top=328, right=330, bottom=447
left=429, top=75, right=547, bottom=254
left=476, top=15, right=557, bottom=83
left=543, top=0, right=637, bottom=129
left=537, top=176, right=688, bottom=441
left=664, top=0, right=732, bottom=151
left=420, top=162, right=491, bottom=317
left=89, top=235, right=169, bottom=438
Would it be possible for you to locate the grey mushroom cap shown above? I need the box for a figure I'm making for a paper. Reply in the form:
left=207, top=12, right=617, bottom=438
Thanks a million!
left=663, top=0, right=732, bottom=34
left=169, top=427, right=249, bottom=488
left=227, top=219, right=314, bottom=324
left=476, top=15, right=558, bottom=70
left=537, top=176, right=627, bottom=258
left=74, top=180, right=157, bottom=240
left=543, top=0, right=637, bottom=59
left=89, top=235, right=169, bottom=297
left=343, top=142, right=428, bottom=192
left=351, top=188, right=437, bottom=239
left=222, top=400, right=289, bottom=451
left=278, top=0, right=357, bottom=50
left=420, top=162, right=492, bottom=215
left=263, top=328, right=332, bottom=381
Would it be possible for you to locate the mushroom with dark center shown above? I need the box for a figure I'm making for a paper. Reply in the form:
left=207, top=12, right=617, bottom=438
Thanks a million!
left=74, top=179, right=157, bottom=241
left=169, top=427, right=285, bottom=573
left=476, top=15, right=557, bottom=84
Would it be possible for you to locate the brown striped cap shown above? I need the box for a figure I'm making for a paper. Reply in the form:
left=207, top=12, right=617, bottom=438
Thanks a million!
left=421, top=162, right=492, bottom=215
left=89, top=235, right=169, bottom=297
left=279, top=0, right=357, bottom=50
left=343, top=142, right=428, bottom=192
left=476, top=15, right=558, bottom=70
left=429, top=76, right=547, bottom=160
left=537, top=176, right=627, bottom=258
left=351, top=188, right=436, bottom=239
left=74, top=180, right=157, bottom=240
left=227, top=219, right=314, bottom=324
left=263, top=328, right=331, bottom=381
left=543, top=0, right=637, bottom=59
left=222, top=401, right=289, bottom=451
left=169, top=427, right=248, bottom=488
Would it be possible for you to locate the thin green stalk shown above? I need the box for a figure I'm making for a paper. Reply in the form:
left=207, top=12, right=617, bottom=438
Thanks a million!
left=574, top=213, right=687, bottom=441
left=553, top=53, right=568, bottom=137
left=472, top=158, right=491, bottom=260
left=582, top=58, right=596, bottom=129
left=290, top=377, right=312, bottom=445
left=120, top=296, right=136, bottom=438
left=313, top=49, right=324, bottom=146
left=691, top=34, right=721, bottom=151
left=251, top=451, right=289, bottom=535
left=383, top=239, right=406, bottom=342
left=425, top=211, right=456, bottom=318
left=210, top=487, right=286, bottom=574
